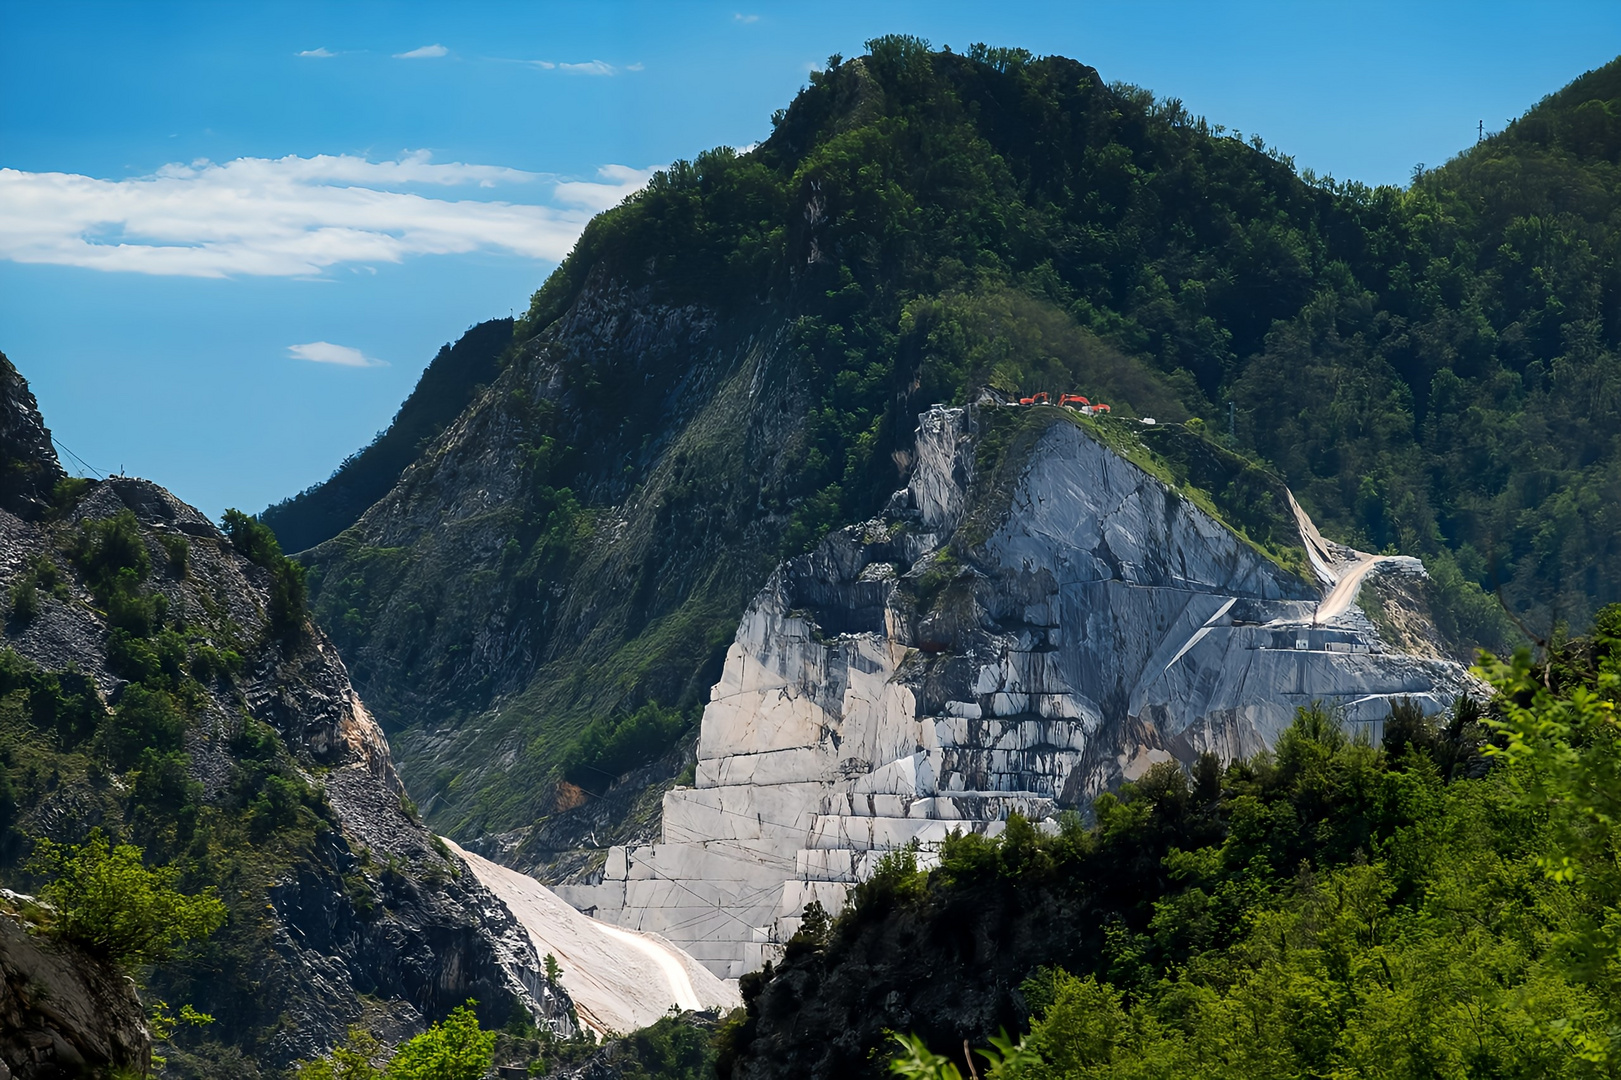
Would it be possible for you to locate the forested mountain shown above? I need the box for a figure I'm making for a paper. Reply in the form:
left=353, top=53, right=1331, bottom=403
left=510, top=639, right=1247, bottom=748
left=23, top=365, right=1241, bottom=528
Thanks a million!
left=288, top=41, right=1618, bottom=873
left=262, top=318, right=513, bottom=554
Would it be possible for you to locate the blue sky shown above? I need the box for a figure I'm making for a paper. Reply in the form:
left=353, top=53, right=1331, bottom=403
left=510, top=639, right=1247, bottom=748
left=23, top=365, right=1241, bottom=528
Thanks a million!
left=2, top=1, right=1616, bottom=519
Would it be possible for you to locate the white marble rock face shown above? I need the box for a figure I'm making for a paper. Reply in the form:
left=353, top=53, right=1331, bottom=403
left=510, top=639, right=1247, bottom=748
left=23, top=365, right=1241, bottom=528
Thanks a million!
left=555, top=407, right=1477, bottom=980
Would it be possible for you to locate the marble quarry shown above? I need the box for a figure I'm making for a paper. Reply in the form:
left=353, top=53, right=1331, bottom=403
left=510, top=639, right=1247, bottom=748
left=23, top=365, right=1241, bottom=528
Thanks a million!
left=556, top=406, right=1477, bottom=980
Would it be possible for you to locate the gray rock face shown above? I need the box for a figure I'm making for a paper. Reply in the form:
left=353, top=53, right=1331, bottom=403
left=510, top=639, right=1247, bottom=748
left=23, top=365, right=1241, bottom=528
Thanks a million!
left=0, top=352, right=65, bottom=520
left=561, top=406, right=1475, bottom=979
left=299, top=273, right=818, bottom=878
left=0, top=899, right=149, bottom=1079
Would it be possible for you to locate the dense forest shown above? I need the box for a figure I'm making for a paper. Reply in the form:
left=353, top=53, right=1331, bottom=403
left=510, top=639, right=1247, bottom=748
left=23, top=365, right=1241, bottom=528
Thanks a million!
left=717, top=613, right=1621, bottom=1078
left=513, top=39, right=1619, bottom=643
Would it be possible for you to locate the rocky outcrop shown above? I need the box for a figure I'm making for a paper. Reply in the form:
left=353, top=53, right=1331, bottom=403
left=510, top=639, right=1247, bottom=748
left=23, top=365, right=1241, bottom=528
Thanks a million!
left=0, top=352, right=65, bottom=520
left=0, top=898, right=149, bottom=1079
left=559, top=406, right=1475, bottom=979
left=0, top=364, right=575, bottom=1071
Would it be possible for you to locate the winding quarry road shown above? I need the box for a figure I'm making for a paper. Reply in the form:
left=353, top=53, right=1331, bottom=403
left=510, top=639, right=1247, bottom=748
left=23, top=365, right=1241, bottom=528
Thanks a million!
left=588, top=918, right=703, bottom=1012
left=1285, top=490, right=1390, bottom=622
left=1315, top=552, right=1384, bottom=621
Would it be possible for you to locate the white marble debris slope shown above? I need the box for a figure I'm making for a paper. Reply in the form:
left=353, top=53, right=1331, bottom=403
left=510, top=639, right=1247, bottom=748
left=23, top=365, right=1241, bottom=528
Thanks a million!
left=448, top=839, right=740, bottom=1035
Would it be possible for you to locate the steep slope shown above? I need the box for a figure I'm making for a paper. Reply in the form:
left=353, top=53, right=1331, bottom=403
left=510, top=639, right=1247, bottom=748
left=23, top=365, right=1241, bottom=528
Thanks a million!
left=447, top=840, right=740, bottom=1036
left=262, top=318, right=513, bottom=553
left=300, top=43, right=1616, bottom=879
left=558, top=403, right=1473, bottom=978
left=0, top=355, right=574, bottom=1076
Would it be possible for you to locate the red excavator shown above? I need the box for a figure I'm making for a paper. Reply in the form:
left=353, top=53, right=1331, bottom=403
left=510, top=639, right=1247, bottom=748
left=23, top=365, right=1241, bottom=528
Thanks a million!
left=1018, top=391, right=1050, bottom=406
left=1059, top=394, right=1090, bottom=408
left=1092, top=402, right=1111, bottom=413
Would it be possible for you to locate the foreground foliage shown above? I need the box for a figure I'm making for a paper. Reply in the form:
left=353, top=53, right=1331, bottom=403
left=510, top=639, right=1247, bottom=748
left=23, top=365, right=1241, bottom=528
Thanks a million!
left=27, top=829, right=224, bottom=969
left=295, top=1002, right=494, bottom=1080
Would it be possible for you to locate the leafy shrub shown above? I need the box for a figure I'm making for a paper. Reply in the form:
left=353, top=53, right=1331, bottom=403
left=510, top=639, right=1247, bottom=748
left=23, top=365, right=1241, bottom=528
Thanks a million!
left=27, top=829, right=225, bottom=967
left=7, top=575, right=37, bottom=622
left=847, top=843, right=928, bottom=918
left=158, top=533, right=189, bottom=573
left=69, top=509, right=151, bottom=588
left=246, top=774, right=316, bottom=841
left=0, top=648, right=101, bottom=748
left=107, top=627, right=187, bottom=688
left=47, top=476, right=92, bottom=518
left=189, top=643, right=242, bottom=683
left=131, top=749, right=202, bottom=820
left=222, top=509, right=308, bottom=648
left=296, top=1001, right=494, bottom=1080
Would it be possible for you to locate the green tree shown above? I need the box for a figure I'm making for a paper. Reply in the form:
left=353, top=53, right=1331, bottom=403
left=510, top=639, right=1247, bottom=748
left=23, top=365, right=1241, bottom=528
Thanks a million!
left=295, top=1027, right=383, bottom=1080
left=296, top=1004, right=494, bottom=1080
left=1480, top=617, right=1621, bottom=1063
left=383, top=1001, right=494, bottom=1080
left=221, top=508, right=308, bottom=647
left=27, top=829, right=225, bottom=968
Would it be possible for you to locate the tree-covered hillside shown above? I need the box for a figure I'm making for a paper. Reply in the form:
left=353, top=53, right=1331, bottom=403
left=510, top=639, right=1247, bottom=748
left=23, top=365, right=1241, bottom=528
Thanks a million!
left=298, top=40, right=1619, bottom=856
left=522, top=41, right=1619, bottom=638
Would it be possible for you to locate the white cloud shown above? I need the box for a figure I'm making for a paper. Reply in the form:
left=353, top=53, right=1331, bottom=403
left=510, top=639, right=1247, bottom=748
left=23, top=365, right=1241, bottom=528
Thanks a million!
left=526, top=59, right=557, bottom=69
left=297, top=47, right=335, bottom=58
left=395, top=43, right=448, bottom=59
left=626, top=62, right=645, bottom=72
left=289, top=342, right=386, bottom=368
left=735, top=13, right=760, bottom=22
left=0, top=153, right=659, bottom=278
left=559, top=60, right=615, bottom=76
left=153, top=150, right=536, bottom=188
left=552, top=164, right=660, bottom=212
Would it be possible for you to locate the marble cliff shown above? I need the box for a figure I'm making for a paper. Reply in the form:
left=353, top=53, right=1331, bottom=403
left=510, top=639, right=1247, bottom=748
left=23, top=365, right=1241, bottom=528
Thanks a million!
left=558, top=405, right=1476, bottom=979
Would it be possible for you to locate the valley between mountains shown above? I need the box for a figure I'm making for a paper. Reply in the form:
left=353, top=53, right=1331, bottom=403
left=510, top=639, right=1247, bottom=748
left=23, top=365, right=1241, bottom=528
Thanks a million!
left=5, top=36, right=1621, bottom=1080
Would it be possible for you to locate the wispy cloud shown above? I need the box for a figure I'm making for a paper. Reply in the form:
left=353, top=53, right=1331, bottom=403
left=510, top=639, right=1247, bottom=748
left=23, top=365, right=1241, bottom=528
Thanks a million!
left=395, top=43, right=448, bottom=59
left=0, top=153, right=659, bottom=278
left=494, top=56, right=641, bottom=74
left=735, top=13, right=760, bottom=22
left=289, top=342, right=386, bottom=368
left=297, top=47, right=336, bottom=58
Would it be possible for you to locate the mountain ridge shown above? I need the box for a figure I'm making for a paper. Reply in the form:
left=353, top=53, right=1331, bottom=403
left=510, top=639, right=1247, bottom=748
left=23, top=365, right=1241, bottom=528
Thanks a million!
left=286, top=43, right=1615, bottom=883
left=0, top=354, right=576, bottom=1076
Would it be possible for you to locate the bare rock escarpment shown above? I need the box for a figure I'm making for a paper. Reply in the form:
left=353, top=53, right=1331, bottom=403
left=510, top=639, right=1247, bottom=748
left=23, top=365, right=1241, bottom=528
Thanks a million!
left=560, top=406, right=1475, bottom=979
